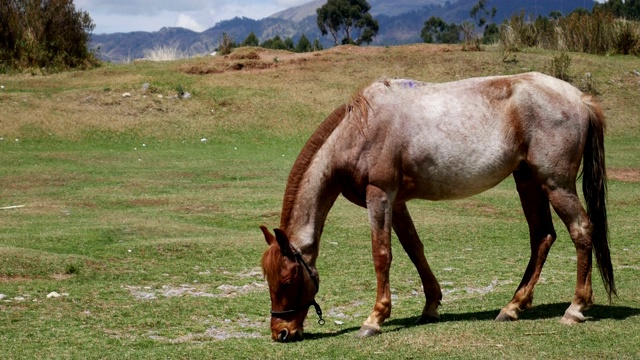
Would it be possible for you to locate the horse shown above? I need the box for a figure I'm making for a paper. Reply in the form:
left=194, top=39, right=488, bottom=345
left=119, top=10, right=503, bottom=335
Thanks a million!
left=260, top=72, right=614, bottom=342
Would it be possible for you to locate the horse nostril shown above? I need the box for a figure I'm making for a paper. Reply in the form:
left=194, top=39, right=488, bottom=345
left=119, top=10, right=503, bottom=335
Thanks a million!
left=278, top=329, right=289, bottom=342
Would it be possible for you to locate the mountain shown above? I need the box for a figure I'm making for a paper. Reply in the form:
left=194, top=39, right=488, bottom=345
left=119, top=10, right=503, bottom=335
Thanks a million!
left=269, top=0, right=443, bottom=20
left=91, top=0, right=596, bottom=62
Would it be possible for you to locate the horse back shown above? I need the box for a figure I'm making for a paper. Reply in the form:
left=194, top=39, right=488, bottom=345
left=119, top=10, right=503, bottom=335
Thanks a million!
left=333, top=72, right=590, bottom=202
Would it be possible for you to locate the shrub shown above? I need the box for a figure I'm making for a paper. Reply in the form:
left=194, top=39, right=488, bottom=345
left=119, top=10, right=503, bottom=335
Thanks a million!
left=547, top=52, right=572, bottom=82
left=499, top=8, right=640, bottom=56
left=0, top=0, right=100, bottom=72
left=142, top=42, right=187, bottom=62
left=613, top=19, right=640, bottom=55
left=218, top=33, right=235, bottom=55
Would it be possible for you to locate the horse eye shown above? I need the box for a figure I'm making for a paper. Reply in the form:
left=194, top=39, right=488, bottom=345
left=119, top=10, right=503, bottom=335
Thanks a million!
left=282, top=279, right=292, bottom=287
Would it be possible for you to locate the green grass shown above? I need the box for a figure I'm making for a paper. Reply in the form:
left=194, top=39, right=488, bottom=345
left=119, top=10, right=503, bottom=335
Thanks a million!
left=1, top=45, right=639, bottom=358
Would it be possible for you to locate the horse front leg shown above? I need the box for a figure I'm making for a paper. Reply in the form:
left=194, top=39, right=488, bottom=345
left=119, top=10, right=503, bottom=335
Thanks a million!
left=357, top=185, right=394, bottom=338
left=392, top=203, right=442, bottom=324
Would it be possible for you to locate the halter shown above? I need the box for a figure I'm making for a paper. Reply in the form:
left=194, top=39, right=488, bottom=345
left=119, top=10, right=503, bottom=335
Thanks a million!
left=269, top=251, right=325, bottom=326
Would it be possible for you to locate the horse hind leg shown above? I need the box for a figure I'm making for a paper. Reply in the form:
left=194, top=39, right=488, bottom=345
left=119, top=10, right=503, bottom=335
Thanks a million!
left=392, top=203, right=442, bottom=324
left=546, top=184, right=595, bottom=324
left=497, top=164, right=557, bottom=321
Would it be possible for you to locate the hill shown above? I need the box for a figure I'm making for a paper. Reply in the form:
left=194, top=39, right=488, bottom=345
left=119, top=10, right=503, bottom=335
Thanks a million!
left=91, top=0, right=596, bottom=62
left=1, top=41, right=639, bottom=358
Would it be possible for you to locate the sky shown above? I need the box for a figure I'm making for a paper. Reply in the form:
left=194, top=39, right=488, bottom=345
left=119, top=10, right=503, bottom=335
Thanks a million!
left=75, top=0, right=312, bottom=34
left=78, top=0, right=607, bottom=35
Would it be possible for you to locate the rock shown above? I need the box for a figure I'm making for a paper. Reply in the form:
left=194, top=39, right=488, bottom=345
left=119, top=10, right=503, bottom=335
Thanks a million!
left=47, top=291, right=61, bottom=298
left=181, top=92, right=192, bottom=99
left=632, top=70, right=640, bottom=76
left=142, top=83, right=150, bottom=92
left=0, top=294, right=6, bottom=300
left=122, top=92, right=132, bottom=98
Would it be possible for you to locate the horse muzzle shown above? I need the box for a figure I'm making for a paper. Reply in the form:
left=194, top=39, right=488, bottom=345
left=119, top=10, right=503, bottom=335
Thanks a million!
left=272, top=326, right=303, bottom=342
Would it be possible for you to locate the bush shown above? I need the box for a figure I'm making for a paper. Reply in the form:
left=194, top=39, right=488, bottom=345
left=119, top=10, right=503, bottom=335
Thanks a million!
left=499, top=8, right=640, bottom=56
left=613, top=19, right=640, bottom=55
left=217, top=33, right=235, bottom=55
left=0, top=0, right=100, bottom=72
left=547, top=52, right=572, bottom=82
left=142, top=42, right=187, bottom=62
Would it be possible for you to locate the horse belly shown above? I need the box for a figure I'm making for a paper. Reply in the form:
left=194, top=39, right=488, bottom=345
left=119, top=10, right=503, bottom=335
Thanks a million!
left=401, top=133, right=520, bottom=201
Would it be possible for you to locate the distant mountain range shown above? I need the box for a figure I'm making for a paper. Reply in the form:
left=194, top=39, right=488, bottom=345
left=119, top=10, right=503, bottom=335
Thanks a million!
left=91, top=0, right=596, bottom=62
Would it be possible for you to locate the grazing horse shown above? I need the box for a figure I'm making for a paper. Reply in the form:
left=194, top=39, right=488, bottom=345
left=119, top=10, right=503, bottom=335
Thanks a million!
left=260, top=72, right=614, bottom=342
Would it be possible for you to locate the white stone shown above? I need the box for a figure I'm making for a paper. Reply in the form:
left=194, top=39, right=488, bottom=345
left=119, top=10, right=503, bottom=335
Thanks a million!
left=47, top=292, right=61, bottom=298
left=122, top=92, right=132, bottom=98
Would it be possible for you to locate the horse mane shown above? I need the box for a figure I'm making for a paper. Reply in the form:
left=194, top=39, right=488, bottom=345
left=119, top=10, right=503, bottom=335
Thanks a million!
left=280, top=104, right=348, bottom=230
left=261, top=244, right=283, bottom=284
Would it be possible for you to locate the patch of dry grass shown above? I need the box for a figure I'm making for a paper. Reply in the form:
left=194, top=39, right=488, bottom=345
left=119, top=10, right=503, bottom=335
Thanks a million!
left=2, top=44, right=639, bottom=141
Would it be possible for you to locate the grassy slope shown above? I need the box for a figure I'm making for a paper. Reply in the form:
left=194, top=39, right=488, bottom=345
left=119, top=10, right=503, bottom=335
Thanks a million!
left=1, top=45, right=639, bottom=358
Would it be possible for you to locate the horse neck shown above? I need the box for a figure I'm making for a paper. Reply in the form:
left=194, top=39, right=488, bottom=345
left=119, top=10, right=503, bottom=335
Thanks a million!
left=280, top=137, right=341, bottom=267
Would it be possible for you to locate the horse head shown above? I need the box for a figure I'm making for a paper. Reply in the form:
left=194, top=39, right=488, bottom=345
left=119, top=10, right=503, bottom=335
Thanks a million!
left=260, top=226, right=319, bottom=342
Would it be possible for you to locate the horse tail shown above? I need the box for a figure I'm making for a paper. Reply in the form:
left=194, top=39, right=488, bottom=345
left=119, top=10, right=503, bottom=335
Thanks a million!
left=581, top=94, right=616, bottom=302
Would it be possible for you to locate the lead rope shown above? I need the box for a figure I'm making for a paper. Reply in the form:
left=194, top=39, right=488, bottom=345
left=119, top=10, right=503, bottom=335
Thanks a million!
left=311, top=300, right=325, bottom=325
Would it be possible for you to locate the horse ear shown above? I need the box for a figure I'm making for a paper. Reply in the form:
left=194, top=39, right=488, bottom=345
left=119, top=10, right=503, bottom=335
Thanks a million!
left=273, top=228, right=294, bottom=257
left=260, top=225, right=275, bottom=245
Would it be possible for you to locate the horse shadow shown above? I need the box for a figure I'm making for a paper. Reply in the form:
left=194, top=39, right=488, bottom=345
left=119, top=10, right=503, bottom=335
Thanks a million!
left=304, top=303, right=640, bottom=340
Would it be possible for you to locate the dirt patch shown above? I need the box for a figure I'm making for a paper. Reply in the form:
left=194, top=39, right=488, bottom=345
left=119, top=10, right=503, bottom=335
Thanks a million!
left=228, top=50, right=261, bottom=60
left=609, top=168, right=640, bottom=182
left=124, top=284, right=215, bottom=300
left=175, top=204, right=221, bottom=214
left=149, top=326, right=262, bottom=342
left=181, top=64, right=223, bottom=75
left=128, top=198, right=172, bottom=207
left=124, top=268, right=266, bottom=300
left=0, top=275, right=34, bottom=283
left=457, top=201, right=498, bottom=215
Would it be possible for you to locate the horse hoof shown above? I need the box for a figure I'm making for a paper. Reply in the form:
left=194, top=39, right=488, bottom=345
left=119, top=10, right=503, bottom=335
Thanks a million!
left=560, top=312, right=586, bottom=325
left=356, top=326, right=381, bottom=338
left=561, top=304, right=586, bottom=324
left=495, top=310, right=517, bottom=322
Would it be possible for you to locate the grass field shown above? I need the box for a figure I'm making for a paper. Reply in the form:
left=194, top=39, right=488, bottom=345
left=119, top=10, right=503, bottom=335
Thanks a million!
left=1, top=44, right=639, bottom=359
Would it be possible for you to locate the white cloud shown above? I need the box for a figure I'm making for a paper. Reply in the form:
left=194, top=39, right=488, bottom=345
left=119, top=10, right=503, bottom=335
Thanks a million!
left=81, top=0, right=296, bottom=34
left=175, top=14, right=205, bottom=32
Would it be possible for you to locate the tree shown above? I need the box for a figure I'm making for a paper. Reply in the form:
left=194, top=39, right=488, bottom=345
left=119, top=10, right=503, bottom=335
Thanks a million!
left=470, top=0, right=498, bottom=43
left=595, top=0, right=640, bottom=20
left=296, top=34, right=312, bottom=52
left=316, top=0, right=379, bottom=46
left=0, top=0, right=99, bottom=71
left=261, top=35, right=286, bottom=50
left=313, top=38, right=324, bottom=51
left=470, top=0, right=497, bottom=28
left=217, top=32, right=235, bottom=55
left=284, top=36, right=295, bottom=51
left=549, top=10, right=563, bottom=20
left=241, top=32, right=259, bottom=47
left=421, top=16, right=460, bottom=44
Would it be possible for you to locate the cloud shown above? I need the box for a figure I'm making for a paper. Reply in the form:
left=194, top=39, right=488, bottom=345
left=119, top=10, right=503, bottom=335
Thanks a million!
left=175, top=14, right=205, bottom=32
left=77, top=0, right=307, bottom=34
left=75, top=0, right=214, bottom=16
